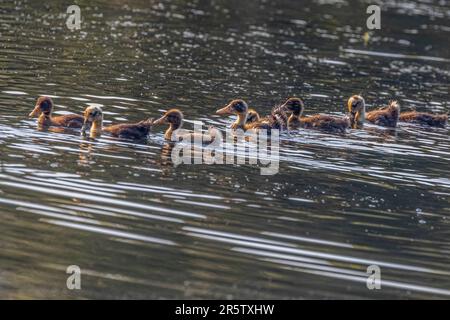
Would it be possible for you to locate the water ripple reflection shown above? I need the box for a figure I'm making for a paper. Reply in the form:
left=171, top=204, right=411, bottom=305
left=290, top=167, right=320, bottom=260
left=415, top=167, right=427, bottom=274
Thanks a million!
left=1, top=0, right=450, bottom=299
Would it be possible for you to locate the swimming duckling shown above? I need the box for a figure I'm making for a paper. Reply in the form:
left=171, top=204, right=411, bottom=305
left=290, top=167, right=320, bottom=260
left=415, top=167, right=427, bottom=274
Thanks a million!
left=347, top=95, right=400, bottom=128
left=399, top=110, right=448, bottom=127
left=81, top=106, right=153, bottom=139
left=246, top=108, right=261, bottom=124
left=278, top=97, right=350, bottom=133
left=274, top=97, right=304, bottom=129
left=29, top=96, right=84, bottom=128
left=216, top=99, right=250, bottom=130
left=245, top=107, right=286, bottom=130
left=216, top=99, right=283, bottom=130
left=153, top=109, right=218, bottom=143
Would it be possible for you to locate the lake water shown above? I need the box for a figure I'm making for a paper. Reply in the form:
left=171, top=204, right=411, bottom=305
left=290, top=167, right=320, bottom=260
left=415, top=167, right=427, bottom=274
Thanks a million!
left=1, top=0, right=449, bottom=299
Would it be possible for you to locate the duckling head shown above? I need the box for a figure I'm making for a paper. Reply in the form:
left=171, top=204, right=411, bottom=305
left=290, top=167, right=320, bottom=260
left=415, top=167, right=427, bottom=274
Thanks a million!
left=216, top=99, right=248, bottom=116
left=153, top=109, right=183, bottom=127
left=279, top=97, right=304, bottom=117
left=246, top=108, right=261, bottom=124
left=347, top=95, right=366, bottom=126
left=29, top=96, right=53, bottom=118
left=216, top=99, right=249, bottom=129
left=153, top=109, right=184, bottom=140
left=81, top=106, right=103, bottom=136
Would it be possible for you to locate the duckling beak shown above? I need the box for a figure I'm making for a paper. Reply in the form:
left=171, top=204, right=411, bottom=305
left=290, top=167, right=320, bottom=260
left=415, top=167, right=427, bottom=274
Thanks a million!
left=29, top=105, right=41, bottom=117
left=216, top=104, right=233, bottom=115
left=80, top=118, right=91, bottom=136
left=347, top=97, right=355, bottom=113
left=153, top=115, right=167, bottom=125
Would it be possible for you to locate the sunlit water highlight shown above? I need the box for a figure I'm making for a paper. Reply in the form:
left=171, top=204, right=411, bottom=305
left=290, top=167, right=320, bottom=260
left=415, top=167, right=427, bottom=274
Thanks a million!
left=0, top=0, right=449, bottom=299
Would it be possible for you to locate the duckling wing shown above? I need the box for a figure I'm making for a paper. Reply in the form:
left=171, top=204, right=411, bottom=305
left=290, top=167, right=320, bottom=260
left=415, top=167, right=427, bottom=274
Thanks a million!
left=365, top=109, right=383, bottom=124
left=245, top=118, right=273, bottom=131
left=400, top=112, right=448, bottom=127
left=366, top=108, right=398, bottom=128
left=300, top=114, right=350, bottom=133
left=52, top=114, right=84, bottom=128
left=246, top=114, right=286, bottom=131
left=104, top=122, right=151, bottom=139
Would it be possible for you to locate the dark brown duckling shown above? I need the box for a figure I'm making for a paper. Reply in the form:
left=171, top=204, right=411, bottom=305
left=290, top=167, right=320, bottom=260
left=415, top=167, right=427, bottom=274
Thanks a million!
left=29, top=96, right=84, bottom=128
left=279, top=97, right=350, bottom=133
left=81, top=106, right=153, bottom=139
left=273, top=97, right=304, bottom=129
left=153, top=109, right=218, bottom=143
left=348, top=95, right=400, bottom=128
left=399, top=110, right=448, bottom=127
left=216, top=99, right=284, bottom=131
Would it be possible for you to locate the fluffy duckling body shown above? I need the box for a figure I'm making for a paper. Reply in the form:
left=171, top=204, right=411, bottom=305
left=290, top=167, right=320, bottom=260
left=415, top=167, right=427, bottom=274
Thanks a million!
left=29, top=96, right=84, bottom=128
left=153, top=109, right=218, bottom=143
left=300, top=114, right=351, bottom=133
left=366, top=101, right=400, bottom=127
left=216, top=99, right=284, bottom=131
left=279, top=97, right=350, bottom=133
left=81, top=106, right=153, bottom=139
left=399, top=111, right=448, bottom=127
left=348, top=95, right=400, bottom=128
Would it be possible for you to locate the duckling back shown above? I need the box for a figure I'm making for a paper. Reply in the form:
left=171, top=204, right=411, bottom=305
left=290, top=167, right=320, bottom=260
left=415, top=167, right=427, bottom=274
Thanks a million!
left=366, top=101, right=400, bottom=128
left=400, top=111, right=448, bottom=127
left=104, top=118, right=153, bottom=139
left=247, top=104, right=288, bottom=131
left=300, top=114, right=350, bottom=133
left=52, top=114, right=84, bottom=128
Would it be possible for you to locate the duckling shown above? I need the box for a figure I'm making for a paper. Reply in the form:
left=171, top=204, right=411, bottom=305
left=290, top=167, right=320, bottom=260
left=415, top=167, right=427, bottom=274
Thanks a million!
left=81, top=106, right=153, bottom=139
left=279, top=97, right=350, bottom=133
left=347, top=95, right=400, bottom=128
left=346, top=95, right=365, bottom=128
left=216, top=99, right=249, bottom=130
left=216, top=99, right=283, bottom=131
left=29, top=96, right=84, bottom=128
left=399, top=110, right=448, bottom=127
left=274, top=97, right=304, bottom=129
left=245, top=107, right=286, bottom=130
left=246, top=108, right=261, bottom=124
left=153, top=109, right=218, bottom=143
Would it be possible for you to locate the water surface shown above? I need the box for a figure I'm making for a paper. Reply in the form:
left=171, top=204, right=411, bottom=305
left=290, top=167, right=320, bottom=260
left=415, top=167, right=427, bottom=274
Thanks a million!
left=1, top=0, right=450, bottom=299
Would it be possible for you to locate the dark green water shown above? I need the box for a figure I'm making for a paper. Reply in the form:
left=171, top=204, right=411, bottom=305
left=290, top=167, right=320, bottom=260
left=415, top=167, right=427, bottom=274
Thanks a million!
left=1, top=0, right=449, bottom=299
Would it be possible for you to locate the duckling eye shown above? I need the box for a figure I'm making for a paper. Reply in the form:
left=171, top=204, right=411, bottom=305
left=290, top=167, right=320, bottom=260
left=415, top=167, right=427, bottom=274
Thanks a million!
left=234, top=103, right=245, bottom=112
left=41, top=101, right=50, bottom=109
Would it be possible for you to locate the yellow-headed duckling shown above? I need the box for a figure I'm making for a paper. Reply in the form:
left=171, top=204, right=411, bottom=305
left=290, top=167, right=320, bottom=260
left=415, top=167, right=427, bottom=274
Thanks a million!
left=153, top=109, right=218, bottom=143
left=279, top=97, right=350, bottom=133
left=348, top=95, right=400, bottom=128
left=29, top=96, right=84, bottom=128
left=81, top=106, right=153, bottom=139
